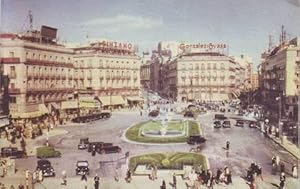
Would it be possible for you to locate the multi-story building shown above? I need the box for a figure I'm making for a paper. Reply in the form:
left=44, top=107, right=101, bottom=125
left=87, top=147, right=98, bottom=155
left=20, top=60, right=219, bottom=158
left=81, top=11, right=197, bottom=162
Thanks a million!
left=140, top=52, right=151, bottom=89
left=250, top=73, right=259, bottom=90
left=0, top=57, right=10, bottom=132
left=260, top=37, right=300, bottom=122
left=234, top=54, right=253, bottom=91
left=0, top=29, right=75, bottom=137
left=163, top=51, right=239, bottom=102
left=72, top=40, right=142, bottom=109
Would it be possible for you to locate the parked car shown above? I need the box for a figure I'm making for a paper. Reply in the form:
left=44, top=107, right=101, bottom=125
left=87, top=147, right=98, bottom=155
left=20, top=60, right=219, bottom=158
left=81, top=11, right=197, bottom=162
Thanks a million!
left=187, top=135, right=206, bottom=145
left=148, top=110, right=159, bottom=117
left=78, top=138, right=89, bottom=150
left=36, top=159, right=55, bottom=177
left=235, top=119, right=245, bottom=127
left=97, top=145, right=122, bottom=154
left=76, top=161, right=89, bottom=175
left=1, top=147, right=26, bottom=158
left=248, top=121, right=258, bottom=128
left=213, top=120, right=222, bottom=128
left=214, top=114, right=227, bottom=120
left=222, top=120, right=231, bottom=128
left=220, top=108, right=226, bottom=113
left=184, top=111, right=194, bottom=118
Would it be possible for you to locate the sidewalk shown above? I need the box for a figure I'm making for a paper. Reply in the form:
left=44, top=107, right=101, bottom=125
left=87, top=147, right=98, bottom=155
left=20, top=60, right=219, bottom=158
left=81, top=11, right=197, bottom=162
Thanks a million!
left=268, top=134, right=300, bottom=159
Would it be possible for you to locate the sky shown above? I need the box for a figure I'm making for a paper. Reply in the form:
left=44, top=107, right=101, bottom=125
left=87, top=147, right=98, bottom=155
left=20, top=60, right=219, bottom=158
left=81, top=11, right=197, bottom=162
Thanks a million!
left=1, top=0, right=300, bottom=66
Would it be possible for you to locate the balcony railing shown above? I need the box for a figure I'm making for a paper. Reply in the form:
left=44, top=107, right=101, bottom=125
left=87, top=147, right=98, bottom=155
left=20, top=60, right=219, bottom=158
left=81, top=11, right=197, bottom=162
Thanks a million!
left=1, top=57, right=20, bottom=64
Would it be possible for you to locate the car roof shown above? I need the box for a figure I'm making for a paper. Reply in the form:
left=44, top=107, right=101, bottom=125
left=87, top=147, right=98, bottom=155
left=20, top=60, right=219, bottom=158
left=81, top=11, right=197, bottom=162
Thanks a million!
left=37, top=159, right=51, bottom=164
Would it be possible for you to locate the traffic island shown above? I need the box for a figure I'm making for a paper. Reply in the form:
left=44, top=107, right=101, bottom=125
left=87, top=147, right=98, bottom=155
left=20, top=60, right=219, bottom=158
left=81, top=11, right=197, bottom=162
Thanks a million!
left=125, top=120, right=202, bottom=143
left=129, top=152, right=209, bottom=176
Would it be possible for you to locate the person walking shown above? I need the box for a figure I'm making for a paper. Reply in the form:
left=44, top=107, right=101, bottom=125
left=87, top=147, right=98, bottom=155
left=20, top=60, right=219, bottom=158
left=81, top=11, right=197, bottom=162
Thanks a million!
left=125, top=169, right=132, bottom=183
left=172, top=173, right=177, bottom=189
left=292, top=164, right=298, bottom=178
left=279, top=172, right=285, bottom=189
left=275, top=155, right=280, bottom=167
left=81, top=172, right=87, bottom=181
left=161, top=180, right=166, bottom=189
left=114, top=167, right=119, bottom=182
left=94, top=174, right=100, bottom=189
left=61, top=170, right=67, bottom=185
left=226, top=141, right=230, bottom=151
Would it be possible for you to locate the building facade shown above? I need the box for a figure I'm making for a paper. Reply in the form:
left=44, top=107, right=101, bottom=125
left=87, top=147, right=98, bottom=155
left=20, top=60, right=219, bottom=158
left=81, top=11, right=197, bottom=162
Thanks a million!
left=260, top=37, right=300, bottom=122
left=140, top=53, right=151, bottom=89
left=0, top=31, right=75, bottom=137
left=73, top=40, right=142, bottom=109
left=163, top=52, right=240, bottom=102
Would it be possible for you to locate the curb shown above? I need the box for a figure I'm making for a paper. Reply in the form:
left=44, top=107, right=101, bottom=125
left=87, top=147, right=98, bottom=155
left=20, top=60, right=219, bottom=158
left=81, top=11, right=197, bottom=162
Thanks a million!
left=269, top=136, right=300, bottom=159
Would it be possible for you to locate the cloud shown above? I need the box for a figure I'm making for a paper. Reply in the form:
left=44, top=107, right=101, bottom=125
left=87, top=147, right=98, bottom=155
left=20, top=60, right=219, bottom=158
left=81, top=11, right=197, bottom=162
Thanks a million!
left=83, top=14, right=163, bottom=32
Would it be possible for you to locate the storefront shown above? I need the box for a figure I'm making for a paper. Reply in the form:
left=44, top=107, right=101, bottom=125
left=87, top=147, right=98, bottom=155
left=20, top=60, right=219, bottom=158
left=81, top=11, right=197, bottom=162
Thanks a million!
left=98, top=96, right=126, bottom=110
left=60, top=100, right=79, bottom=124
left=126, top=96, right=144, bottom=108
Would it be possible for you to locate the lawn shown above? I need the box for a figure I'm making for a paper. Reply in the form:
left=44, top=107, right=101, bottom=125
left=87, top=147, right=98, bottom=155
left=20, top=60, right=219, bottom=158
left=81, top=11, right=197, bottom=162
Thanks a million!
left=129, top=152, right=208, bottom=171
left=125, top=120, right=202, bottom=143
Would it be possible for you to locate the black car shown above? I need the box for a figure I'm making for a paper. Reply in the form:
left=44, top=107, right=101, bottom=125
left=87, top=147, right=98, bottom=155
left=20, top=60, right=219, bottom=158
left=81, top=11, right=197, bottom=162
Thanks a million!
left=36, top=159, right=55, bottom=177
left=76, top=161, right=89, bottom=175
left=222, top=120, right=231, bottom=128
left=214, top=114, right=227, bottom=120
left=184, top=111, right=194, bottom=118
left=97, top=145, right=122, bottom=154
left=78, top=138, right=89, bottom=150
left=235, top=120, right=244, bottom=127
left=88, top=142, right=113, bottom=152
left=187, top=135, right=206, bottom=145
left=148, top=110, right=159, bottom=117
left=213, top=121, right=221, bottom=128
left=1, top=147, right=26, bottom=158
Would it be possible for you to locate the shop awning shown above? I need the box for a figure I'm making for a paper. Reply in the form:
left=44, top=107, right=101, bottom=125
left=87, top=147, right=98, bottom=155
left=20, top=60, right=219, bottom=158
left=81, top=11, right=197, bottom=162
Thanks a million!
left=39, top=104, right=49, bottom=114
left=61, top=100, right=79, bottom=110
left=98, top=96, right=126, bottom=106
left=127, top=96, right=144, bottom=101
left=79, top=96, right=100, bottom=109
left=0, top=116, right=10, bottom=128
left=11, top=111, right=43, bottom=119
left=50, top=102, right=60, bottom=110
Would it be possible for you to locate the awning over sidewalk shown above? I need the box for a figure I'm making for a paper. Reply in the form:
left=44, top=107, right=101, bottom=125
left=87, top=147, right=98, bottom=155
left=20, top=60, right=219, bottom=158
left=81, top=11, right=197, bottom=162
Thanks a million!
left=98, top=96, right=126, bottom=106
left=11, top=104, right=49, bottom=119
left=79, top=97, right=100, bottom=109
left=126, top=96, right=144, bottom=102
left=61, top=100, right=78, bottom=110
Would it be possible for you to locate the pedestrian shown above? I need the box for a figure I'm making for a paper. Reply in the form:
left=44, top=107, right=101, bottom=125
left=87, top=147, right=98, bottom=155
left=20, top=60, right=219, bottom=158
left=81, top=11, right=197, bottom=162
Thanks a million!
left=207, top=175, right=215, bottom=189
left=292, top=164, right=298, bottom=178
left=61, top=170, right=67, bottom=185
left=275, top=155, right=280, bottom=167
left=9, top=185, right=14, bottom=189
left=18, top=185, right=24, bottom=189
left=215, top=168, right=222, bottom=184
left=81, top=172, right=87, bottom=181
left=271, top=156, right=276, bottom=166
left=279, top=172, right=285, bottom=189
left=125, top=169, right=132, bottom=183
left=150, top=166, right=155, bottom=180
left=161, top=180, right=166, bottom=189
left=140, top=110, right=143, bottom=116
left=172, top=173, right=177, bottom=189
left=114, top=167, right=119, bottom=182
left=94, top=174, right=100, bottom=189
left=257, top=165, right=263, bottom=181
left=226, top=141, right=230, bottom=151
left=37, top=169, right=43, bottom=182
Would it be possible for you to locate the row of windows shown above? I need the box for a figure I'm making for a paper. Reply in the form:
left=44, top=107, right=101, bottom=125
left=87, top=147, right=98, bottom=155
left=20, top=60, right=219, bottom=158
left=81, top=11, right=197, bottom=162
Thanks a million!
left=179, top=63, right=226, bottom=69
left=26, top=51, right=72, bottom=63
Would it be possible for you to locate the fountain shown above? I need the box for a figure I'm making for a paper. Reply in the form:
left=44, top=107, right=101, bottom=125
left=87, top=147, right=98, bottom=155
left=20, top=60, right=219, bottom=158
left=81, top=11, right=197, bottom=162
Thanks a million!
left=141, top=108, right=187, bottom=138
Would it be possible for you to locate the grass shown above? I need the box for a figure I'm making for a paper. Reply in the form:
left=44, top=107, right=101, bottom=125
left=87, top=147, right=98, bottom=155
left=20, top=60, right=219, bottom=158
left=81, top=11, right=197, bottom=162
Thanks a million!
left=129, top=152, right=208, bottom=171
left=36, top=146, right=61, bottom=158
left=142, top=121, right=184, bottom=132
left=125, top=120, right=202, bottom=143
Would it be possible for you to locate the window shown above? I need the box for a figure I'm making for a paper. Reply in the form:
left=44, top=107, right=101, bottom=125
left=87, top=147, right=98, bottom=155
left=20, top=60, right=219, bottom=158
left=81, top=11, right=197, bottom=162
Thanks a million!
left=297, top=50, right=300, bottom=57
left=10, top=66, right=16, bottom=78
left=9, top=97, right=16, bottom=104
left=9, top=52, right=14, bottom=57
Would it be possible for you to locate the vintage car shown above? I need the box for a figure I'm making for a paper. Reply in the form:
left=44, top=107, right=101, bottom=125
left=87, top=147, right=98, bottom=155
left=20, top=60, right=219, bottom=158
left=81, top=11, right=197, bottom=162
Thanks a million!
left=214, top=114, right=227, bottom=120
left=75, top=161, right=89, bottom=175
left=78, top=138, right=89, bottom=150
left=235, top=119, right=245, bottom=127
left=148, top=110, right=159, bottom=117
left=184, top=111, right=194, bottom=118
left=222, top=120, right=231, bottom=128
left=97, top=145, right=122, bottom=154
left=187, top=135, right=206, bottom=145
left=248, top=121, right=258, bottom=128
left=213, top=120, right=222, bottom=128
left=1, top=147, right=26, bottom=159
left=88, top=142, right=113, bottom=152
left=36, top=159, right=55, bottom=177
